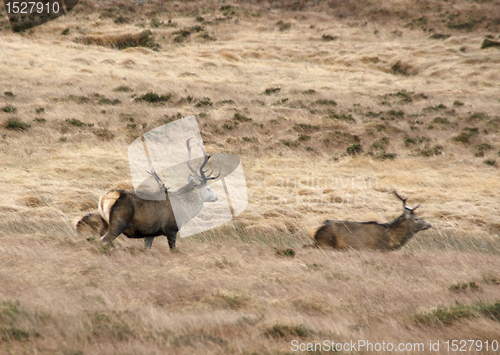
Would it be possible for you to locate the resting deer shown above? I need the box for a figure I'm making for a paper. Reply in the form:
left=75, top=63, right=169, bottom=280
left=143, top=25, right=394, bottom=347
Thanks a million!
left=77, top=138, right=219, bottom=249
left=307, top=191, right=432, bottom=251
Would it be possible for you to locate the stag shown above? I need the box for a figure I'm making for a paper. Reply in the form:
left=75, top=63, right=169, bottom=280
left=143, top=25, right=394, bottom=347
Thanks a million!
left=307, top=191, right=431, bottom=251
left=77, top=138, right=220, bottom=249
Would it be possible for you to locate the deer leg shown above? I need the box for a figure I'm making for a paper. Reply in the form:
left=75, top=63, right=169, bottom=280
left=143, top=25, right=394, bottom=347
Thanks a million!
left=166, top=230, right=177, bottom=249
left=144, top=237, right=154, bottom=249
left=99, top=219, right=109, bottom=237
left=101, top=214, right=129, bottom=245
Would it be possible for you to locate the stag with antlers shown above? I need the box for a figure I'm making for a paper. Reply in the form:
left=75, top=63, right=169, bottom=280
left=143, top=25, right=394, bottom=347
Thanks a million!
left=307, top=191, right=432, bottom=251
left=76, top=138, right=220, bottom=249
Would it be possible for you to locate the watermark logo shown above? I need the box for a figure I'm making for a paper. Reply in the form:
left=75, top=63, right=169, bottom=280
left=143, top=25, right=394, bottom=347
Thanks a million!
left=248, top=172, right=379, bottom=210
left=128, top=115, right=248, bottom=238
left=3, top=0, right=80, bottom=32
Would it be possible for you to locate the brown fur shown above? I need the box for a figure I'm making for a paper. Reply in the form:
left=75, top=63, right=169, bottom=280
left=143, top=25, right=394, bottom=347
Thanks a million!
left=77, top=177, right=217, bottom=249
left=77, top=138, right=220, bottom=249
left=76, top=212, right=108, bottom=238
left=307, top=193, right=432, bottom=251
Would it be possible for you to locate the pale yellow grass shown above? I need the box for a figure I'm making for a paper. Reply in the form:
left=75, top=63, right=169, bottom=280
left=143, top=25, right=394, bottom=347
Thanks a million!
left=1, top=1, right=500, bottom=354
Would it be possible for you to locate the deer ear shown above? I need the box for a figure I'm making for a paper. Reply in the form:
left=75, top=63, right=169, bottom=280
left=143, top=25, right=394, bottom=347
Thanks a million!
left=188, top=174, right=194, bottom=182
left=404, top=207, right=412, bottom=219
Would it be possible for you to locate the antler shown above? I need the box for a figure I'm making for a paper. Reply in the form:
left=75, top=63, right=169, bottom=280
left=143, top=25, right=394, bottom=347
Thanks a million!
left=186, top=137, right=221, bottom=181
left=393, top=190, right=419, bottom=211
left=146, top=163, right=166, bottom=190
left=393, top=190, right=406, bottom=207
left=186, top=137, right=199, bottom=176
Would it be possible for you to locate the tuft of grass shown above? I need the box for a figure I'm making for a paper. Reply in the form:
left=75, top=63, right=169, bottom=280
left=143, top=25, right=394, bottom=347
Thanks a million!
left=90, top=312, right=134, bottom=341
left=172, top=30, right=191, bottom=43
left=391, top=60, right=414, bottom=75
left=234, top=113, right=252, bottom=122
left=420, top=145, right=443, bottom=157
left=454, top=133, right=471, bottom=144
left=275, top=248, right=296, bottom=257
left=414, top=304, right=474, bottom=326
left=272, top=98, right=288, bottom=106
left=404, top=136, right=430, bottom=147
left=220, top=5, right=234, bottom=17
left=346, top=143, right=363, bottom=155
left=453, top=100, right=465, bottom=107
left=327, top=110, right=355, bottom=123
left=1, top=326, right=30, bottom=342
left=484, top=159, right=496, bottom=166
left=2, top=106, right=17, bottom=113
left=448, top=281, right=480, bottom=293
left=0, top=301, right=30, bottom=342
left=150, top=18, right=162, bottom=28
left=383, top=89, right=423, bottom=104
left=293, top=123, right=319, bottom=133
left=114, top=16, right=131, bottom=24
left=264, top=87, right=281, bottom=95
left=483, top=273, right=500, bottom=285
left=394, top=90, right=413, bottom=102
left=387, top=109, right=404, bottom=118
left=5, top=118, right=30, bottom=131
left=76, top=30, right=158, bottom=50
left=481, top=38, right=500, bottom=49
left=322, top=34, right=338, bottom=41
left=292, top=297, right=329, bottom=314
left=61, top=28, right=70, bottom=35
left=66, top=118, right=85, bottom=127
left=429, top=33, right=451, bottom=40
left=114, top=85, right=133, bottom=92
left=242, top=137, right=257, bottom=143
left=195, top=97, right=213, bottom=107
left=414, top=302, right=500, bottom=326
left=68, top=95, right=90, bottom=104
left=375, top=152, right=396, bottom=160
left=371, top=137, right=390, bottom=150
left=432, top=117, right=451, bottom=125
left=475, top=143, right=493, bottom=157
left=204, top=291, right=250, bottom=310
left=468, top=112, right=488, bottom=120
left=4, top=91, right=14, bottom=97
left=136, top=92, right=172, bottom=103
left=423, top=104, right=447, bottom=112
left=276, top=20, right=291, bottom=31
left=280, top=139, right=299, bottom=148
left=264, top=323, right=313, bottom=339
left=93, top=128, right=115, bottom=141
left=0, top=301, right=21, bottom=319
left=314, top=99, right=337, bottom=106
left=119, top=113, right=135, bottom=122
left=453, top=127, right=478, bottom=144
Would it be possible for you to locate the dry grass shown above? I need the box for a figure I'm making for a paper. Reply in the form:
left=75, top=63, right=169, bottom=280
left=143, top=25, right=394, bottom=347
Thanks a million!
left=1, top=0, right=500, bottom=354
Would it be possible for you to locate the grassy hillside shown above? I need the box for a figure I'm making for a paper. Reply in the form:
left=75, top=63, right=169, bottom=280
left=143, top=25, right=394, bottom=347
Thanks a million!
left=0, top=1, right=500, bottom=354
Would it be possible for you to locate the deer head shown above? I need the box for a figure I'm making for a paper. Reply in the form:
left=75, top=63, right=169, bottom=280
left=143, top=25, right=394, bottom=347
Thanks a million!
left=393, top=190, right=432, bottom=233
left=186, top=138, right=220, bottom=202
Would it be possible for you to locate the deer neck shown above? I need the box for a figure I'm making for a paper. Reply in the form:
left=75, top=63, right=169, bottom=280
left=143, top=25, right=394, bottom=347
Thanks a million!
left=169, top=185, right=204, bottom=229
left=386, top=215, right=414, bottom=250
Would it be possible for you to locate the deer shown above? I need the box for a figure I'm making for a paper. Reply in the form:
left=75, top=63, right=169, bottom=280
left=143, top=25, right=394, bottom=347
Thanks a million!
left=306, top=191, right=431, bottom=251
left=76, top=138, right=220, bottom=249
